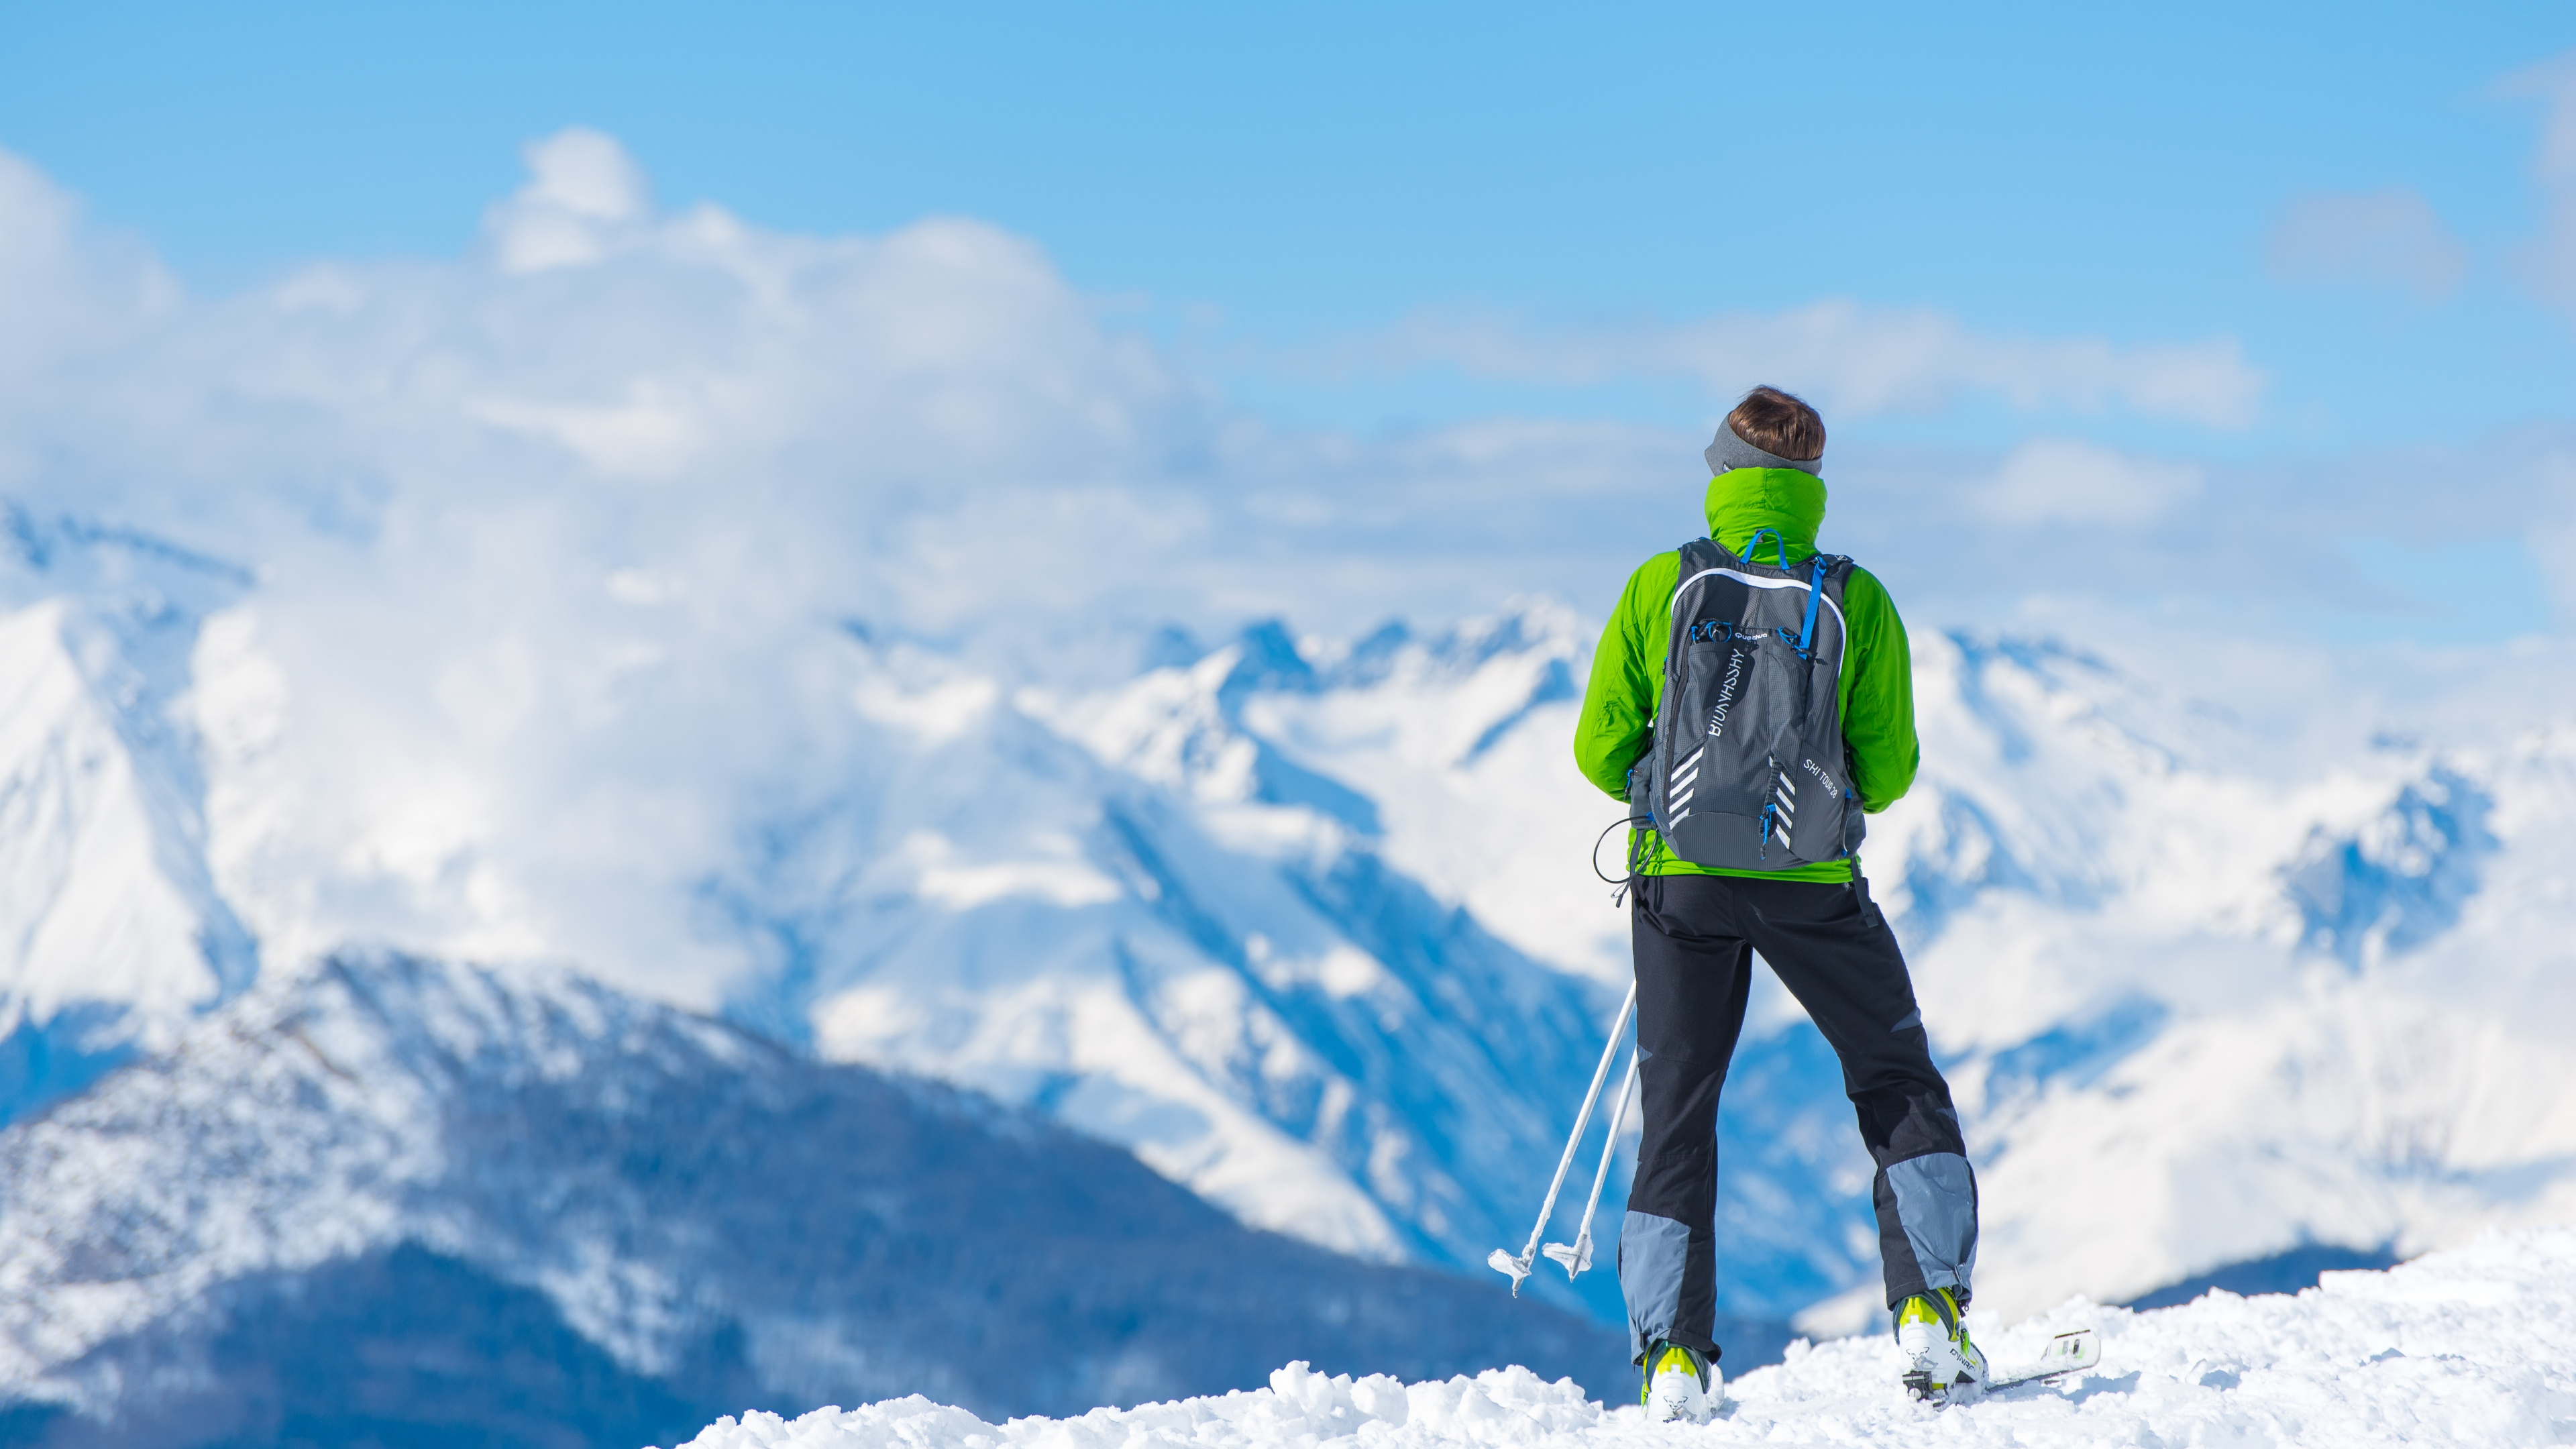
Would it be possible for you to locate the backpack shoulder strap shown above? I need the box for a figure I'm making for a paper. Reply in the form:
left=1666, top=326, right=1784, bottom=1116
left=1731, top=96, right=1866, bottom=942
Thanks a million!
left=1669, top=537, right=1737, bottom=602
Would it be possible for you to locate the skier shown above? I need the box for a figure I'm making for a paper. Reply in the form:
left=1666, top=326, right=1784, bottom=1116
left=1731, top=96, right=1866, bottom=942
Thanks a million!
left=1572, top=386, right=1982, bottom=1421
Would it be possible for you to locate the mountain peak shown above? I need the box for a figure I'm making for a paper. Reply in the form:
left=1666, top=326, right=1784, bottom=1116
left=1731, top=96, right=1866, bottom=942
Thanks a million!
left=0, top=508, right=259, bottom=1122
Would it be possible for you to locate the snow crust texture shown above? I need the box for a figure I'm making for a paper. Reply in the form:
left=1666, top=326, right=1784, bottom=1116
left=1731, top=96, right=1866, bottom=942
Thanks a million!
left=670, top=1227, right=2576, bottom=1449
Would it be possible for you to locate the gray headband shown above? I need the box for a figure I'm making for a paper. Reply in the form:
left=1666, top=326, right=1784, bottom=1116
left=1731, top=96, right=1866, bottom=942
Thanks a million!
left=1705, top=425, right=1823, bottom=479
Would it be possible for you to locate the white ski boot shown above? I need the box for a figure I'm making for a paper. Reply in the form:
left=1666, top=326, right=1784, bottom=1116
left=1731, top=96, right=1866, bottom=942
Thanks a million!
left=1896, top=1288, right=1988, bottom=1403
left=1642, top=1342, right=1718, bottom=1424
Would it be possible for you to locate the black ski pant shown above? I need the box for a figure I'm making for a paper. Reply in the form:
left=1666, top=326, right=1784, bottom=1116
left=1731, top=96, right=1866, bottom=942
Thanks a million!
left=1617, top=872, right=1976, bottom=1365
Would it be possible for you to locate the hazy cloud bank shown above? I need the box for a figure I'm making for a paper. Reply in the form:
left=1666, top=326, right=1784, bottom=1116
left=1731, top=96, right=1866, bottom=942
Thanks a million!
left=2267, top=189, right=2469, bottom=301
left=1281, top=301, right=2268, bottom=430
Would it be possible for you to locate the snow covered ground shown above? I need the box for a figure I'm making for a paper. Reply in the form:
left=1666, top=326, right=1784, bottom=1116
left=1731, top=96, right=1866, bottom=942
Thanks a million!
left=669, top=1226, right=2576, bottom=1449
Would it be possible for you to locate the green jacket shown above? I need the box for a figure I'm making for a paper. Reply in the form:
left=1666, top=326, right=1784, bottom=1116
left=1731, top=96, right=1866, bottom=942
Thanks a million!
left=1572, top=468, right=1919, bottom=883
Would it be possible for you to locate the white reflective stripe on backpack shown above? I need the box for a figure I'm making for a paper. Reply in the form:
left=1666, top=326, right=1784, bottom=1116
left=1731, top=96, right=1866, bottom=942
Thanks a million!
left=1670, top=567, right=1851, bottom=681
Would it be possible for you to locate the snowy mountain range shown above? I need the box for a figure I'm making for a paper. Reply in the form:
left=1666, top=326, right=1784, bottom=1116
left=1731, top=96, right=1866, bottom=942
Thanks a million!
left=717, top=610, right=1617, bottom=1301
left=0, top=951, right=1631, bottom=1444
left=0, top=500, right=2570, bottom=1424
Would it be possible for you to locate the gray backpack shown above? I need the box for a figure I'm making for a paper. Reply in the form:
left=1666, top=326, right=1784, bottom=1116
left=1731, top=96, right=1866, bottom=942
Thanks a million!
left=1627, top=529, right=1864, bottom=870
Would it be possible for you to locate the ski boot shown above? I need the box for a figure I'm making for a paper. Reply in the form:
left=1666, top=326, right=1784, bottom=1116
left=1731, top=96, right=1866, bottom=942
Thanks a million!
left=1896, top=1288, right=1988, bottom=1404
left=1641, top=1340, right=1718, bottom=1424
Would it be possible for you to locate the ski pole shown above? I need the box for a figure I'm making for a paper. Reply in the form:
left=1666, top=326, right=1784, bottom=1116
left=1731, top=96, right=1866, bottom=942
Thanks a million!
left=1544, top=1045, right=1638, bottom=1279
left=1488, top=979, right=1637, bottom=1296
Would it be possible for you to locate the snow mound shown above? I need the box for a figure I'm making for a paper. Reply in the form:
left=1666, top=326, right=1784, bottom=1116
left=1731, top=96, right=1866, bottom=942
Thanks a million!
left=667, top=1226, right=2576, bottom=1449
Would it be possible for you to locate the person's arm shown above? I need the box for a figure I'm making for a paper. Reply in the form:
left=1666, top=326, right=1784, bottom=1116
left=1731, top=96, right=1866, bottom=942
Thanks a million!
left=1837, top=566, right=1920, bottom=812
left=1573, top=558, right=1668, bottom=800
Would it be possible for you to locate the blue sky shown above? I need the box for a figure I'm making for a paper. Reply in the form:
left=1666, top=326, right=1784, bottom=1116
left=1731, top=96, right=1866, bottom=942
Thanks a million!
left=6, top=1, right=2571, bottom=451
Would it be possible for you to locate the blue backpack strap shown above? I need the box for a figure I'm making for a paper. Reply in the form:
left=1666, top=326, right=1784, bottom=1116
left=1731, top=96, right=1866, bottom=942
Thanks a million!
left=1792, top=553, right=1827, bottom=656
left=1740, top=528, right=1790, bottom=570
left=1772, top=553, right=1830, bottom=657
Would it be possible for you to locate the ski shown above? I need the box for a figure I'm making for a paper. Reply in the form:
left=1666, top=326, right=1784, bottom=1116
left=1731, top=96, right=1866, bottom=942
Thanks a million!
left=1907, top=1329, right=2099, bottom=1405
left=1988, top=1328, right=2100, bottom=1389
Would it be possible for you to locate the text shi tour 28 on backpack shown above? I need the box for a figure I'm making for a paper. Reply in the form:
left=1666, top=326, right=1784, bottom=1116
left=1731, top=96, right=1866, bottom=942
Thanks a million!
left=1625, top=527, right=1865, bottom=872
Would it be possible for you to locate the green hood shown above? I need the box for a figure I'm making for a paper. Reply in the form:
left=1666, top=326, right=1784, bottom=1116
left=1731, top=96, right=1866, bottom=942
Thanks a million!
left=1704, top=468, right=1828, bottom=562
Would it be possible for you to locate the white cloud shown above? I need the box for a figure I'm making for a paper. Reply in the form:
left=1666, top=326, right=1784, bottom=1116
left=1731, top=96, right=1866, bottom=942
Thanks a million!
left=2267, top=189, right=2468, bottom=299
left=1969, top=438, right=2205, bottom=527
left=0, top=150, right=175, bottom=390
left=2510, top=51, right=2576, bottom=315
left=484, top=127, right=653, bottom=274
left=1301, top=299, right=2267, bottom=429
left=472, top=379, right=708, bottom=478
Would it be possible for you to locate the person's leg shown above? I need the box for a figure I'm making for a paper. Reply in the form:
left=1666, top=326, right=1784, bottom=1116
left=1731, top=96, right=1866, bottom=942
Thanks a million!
left=1737, top=875, right=1977, bottom=1309
left=1619, top=874, right=1754, bottom=1365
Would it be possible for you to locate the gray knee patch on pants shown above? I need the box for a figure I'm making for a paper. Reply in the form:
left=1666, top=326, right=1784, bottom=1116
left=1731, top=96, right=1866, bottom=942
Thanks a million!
left=1619, top=1210, right=1691, bottom=1362
left=1886, top=1152, right=1978, bottom=1296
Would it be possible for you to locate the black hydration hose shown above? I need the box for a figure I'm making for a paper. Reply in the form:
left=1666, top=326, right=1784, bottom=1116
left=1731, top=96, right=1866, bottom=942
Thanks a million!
left=1591, top=812, right=1656, bottom=904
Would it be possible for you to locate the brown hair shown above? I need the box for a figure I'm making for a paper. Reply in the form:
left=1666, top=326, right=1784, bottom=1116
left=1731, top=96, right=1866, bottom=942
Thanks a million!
left=1725, top=385, right=1825, bottom=462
